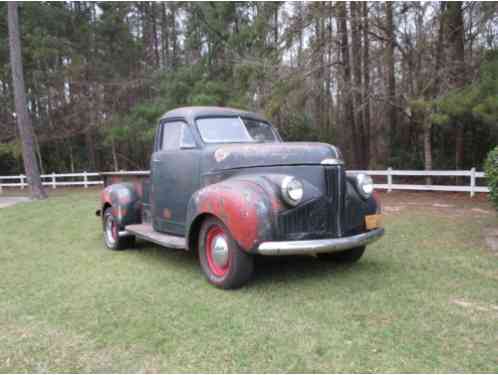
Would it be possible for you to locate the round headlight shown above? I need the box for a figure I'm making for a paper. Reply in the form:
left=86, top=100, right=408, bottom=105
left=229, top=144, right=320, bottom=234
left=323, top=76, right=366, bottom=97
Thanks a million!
left=281, top=176, right=304, bottom=206
left=356, top=173, right=374, bottom=198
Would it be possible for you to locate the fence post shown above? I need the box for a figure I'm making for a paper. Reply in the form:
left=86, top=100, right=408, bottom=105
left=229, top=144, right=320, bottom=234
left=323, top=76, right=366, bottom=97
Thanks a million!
left=83, top=171, right=88, bottom=188
left=20, top=174, right=25, bottom=190
left=0, top=177, right=2, bottom=195
left=387, top=167, right=393, bottom=193
left=470, top=167, right=476, bottom=198
left=51, top=172, right=56, bottom=189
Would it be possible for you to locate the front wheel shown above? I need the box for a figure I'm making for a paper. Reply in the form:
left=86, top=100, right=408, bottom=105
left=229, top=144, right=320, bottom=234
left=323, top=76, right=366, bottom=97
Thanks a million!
left=103, top=207, right=135, bottom=250
left=317, top=246, right=366, bottom=263
left=198, top=217, right=254, bottom=289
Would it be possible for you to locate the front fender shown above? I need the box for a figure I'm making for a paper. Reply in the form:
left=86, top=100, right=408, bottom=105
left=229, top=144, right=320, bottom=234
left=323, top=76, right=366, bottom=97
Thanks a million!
left=100, top=183, right=141, bottom=226
left=186, top=178, right=277, bottom=252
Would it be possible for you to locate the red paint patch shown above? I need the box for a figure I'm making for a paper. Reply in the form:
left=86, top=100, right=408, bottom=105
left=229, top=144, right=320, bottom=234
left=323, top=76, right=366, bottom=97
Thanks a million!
left=118, top=194, right=131, bottom=205
left=197, top=181, right=263, bottom=250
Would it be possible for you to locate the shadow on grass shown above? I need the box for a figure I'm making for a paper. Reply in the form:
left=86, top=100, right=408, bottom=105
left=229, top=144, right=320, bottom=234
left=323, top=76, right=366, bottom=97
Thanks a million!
left=130, top=239, right=384, bottom=287
left=252, top=255, right=383, bottom=286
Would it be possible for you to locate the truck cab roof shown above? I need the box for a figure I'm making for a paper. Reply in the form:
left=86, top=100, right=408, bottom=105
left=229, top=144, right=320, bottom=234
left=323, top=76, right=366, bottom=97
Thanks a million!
left=159, top=106, right=267, bottom=124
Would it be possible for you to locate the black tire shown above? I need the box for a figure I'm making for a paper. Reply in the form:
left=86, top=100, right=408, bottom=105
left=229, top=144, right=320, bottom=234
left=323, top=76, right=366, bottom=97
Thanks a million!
left=198, top=217, right=254, bottom=289
left=317, top=246, right=366, bottom=263
left=103, top=207, right=135, bottom=250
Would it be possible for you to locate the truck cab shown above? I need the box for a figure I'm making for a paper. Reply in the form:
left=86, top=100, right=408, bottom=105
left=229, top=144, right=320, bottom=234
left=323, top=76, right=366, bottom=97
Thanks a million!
left=98, top=106, right=384, bottom=289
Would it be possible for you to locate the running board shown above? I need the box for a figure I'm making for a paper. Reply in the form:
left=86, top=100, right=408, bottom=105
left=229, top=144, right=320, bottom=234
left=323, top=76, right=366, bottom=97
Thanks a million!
left=125, top=224, right=186, bottom=250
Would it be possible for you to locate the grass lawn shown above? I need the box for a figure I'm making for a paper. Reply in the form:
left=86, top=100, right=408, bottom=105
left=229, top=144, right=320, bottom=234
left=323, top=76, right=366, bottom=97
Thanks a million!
left=0, top=191, right=497, bottom=372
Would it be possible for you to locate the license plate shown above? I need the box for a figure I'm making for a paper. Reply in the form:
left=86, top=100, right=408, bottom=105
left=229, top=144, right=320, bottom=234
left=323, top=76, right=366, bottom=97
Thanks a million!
left=365, top=214, right=382, bottom=230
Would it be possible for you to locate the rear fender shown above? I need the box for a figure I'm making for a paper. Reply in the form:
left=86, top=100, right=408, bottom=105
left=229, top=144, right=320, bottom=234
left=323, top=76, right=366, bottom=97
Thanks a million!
left=100, top=183, right=142, bottom=226
left=186, top=178, right=276, bottom=252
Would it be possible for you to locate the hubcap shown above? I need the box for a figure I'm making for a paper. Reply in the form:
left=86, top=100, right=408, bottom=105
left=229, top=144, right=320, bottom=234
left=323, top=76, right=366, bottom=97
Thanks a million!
left=212, top=235, right=229, bottom=268
left=206, top=226, right=230, bottom=277
left=105, top=215, right=117, bottom=246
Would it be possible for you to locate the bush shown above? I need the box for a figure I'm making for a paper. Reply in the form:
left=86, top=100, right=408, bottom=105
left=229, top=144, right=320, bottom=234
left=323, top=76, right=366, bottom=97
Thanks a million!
left=484, top=146, right=498, bottom=209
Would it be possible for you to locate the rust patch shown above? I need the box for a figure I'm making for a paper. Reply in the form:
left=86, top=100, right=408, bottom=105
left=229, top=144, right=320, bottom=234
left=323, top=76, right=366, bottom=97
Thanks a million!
left=197, top=181, right=266, bottom=250
left=163, top=208, right=172, bottom=220
left=214, top=148, right=230, bottom=162
left=118, top=192, right=131, bottom=205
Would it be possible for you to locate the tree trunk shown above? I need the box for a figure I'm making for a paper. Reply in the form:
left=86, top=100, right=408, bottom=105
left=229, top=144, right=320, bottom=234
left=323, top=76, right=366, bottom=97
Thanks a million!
left=423, top=3, right=446, bottom=185
left=351, top=2, right=365, bottom=168
left=161, top=3, right=169, bottom=68
left=111, top=137, right=119, bottom=172
left=151, top=2, right=160, bottom=67
left=35, top=135, right=44, bottom=175
left=447, top=2, right=465, bottom=171
left=337, top=2, right=358, bottom=168
left=296, top=2, right=304, bottom=68
left=362, top=2, right=371, bottom=168
left=7, top=2, right=47, bottom=199
left=171, top=3, right=178, bottom=68
left=68, top=141, right=75, bottom=173
left=423, top=118, right=433, bottom=185
left=385, top=2, right=396, bottom=163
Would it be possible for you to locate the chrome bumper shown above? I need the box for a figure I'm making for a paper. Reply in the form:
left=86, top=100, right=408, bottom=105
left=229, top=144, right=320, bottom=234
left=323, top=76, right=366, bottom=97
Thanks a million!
left=257, top=228, right=385, bottom=256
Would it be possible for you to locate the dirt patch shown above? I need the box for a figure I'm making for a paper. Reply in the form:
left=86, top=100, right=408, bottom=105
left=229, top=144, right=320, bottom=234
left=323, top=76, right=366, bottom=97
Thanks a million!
left=451, top=298, right=498, bottom=315
left=483, top=227, right=498, bottom=255
left=379, top=191, right=498, bottom=254
left=382, top=205, right=406, bottom=213
left=0, top=197, right=31, bottom=208
left=378, top=191, right=495, bottom=218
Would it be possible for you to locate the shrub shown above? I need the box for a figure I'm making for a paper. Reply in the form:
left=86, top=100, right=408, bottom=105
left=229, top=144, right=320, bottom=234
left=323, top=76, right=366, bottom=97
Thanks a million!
left=484, top=146, right=498, bottom=209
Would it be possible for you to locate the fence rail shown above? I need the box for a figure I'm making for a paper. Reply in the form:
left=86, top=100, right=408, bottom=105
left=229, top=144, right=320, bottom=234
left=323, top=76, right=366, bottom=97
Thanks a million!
left=0, top=171, right=102, bottom=190
left=0, top=168, right=489, bottom=196
left=347, top=167, right=488, bottom=197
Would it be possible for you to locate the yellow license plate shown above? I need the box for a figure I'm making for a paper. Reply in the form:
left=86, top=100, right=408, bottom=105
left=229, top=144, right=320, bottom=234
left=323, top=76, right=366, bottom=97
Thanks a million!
left=365, top=214, right=382, bottom=230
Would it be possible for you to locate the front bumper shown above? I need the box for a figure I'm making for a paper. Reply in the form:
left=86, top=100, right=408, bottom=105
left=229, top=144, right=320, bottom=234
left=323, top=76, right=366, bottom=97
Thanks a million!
left=257, top=228, right=384, bottom=256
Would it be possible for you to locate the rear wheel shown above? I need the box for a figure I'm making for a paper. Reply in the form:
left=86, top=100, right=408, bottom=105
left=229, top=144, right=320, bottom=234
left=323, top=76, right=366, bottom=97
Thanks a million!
left=317, top=246, right=366, bottom=263
left=198, top=217, right=254, bottom=289
left=103, top=207, right=135, bottom=250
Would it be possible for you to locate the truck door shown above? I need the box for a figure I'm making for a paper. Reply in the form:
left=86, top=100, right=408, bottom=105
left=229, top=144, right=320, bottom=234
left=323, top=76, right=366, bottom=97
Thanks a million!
left=150, top=120, right=200, bottom=235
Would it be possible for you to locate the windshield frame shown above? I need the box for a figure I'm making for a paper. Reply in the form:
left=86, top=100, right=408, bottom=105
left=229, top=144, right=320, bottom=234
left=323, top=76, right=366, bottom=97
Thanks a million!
left=195, top=115, right=281, bottom=145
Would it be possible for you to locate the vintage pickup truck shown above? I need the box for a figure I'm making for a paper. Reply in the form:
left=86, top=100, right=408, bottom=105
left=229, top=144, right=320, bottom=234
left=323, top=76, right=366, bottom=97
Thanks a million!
left=97, top=106, right=384, bottom=288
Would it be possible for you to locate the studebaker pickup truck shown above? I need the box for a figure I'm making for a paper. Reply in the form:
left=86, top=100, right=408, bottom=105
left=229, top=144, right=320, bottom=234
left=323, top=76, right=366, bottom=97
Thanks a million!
left=97, top=106, right=384, bottom=289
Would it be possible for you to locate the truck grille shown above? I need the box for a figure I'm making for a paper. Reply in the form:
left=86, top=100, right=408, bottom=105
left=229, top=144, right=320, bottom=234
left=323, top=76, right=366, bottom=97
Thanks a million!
left=277, top=198, right=329, bottom=239
left=277, top=166, right=346, bottom=240
left=324, top=165, right=345, bottom=236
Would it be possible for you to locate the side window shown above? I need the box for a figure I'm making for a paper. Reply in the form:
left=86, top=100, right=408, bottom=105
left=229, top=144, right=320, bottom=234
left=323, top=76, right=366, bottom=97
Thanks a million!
left=161, top=121, right=197, bottom=150
left=180, top=125, right=196, bottom=148
left=161, top=121, right=183, bottom=150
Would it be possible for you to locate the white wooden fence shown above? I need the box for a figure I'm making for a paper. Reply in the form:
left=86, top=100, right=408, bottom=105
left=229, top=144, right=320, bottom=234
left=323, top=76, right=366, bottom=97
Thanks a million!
left=347, top=168, right=488, bottom=197
left=0, top=172, right=102, bottom=190
left=0, top=168, right=489, bottom=197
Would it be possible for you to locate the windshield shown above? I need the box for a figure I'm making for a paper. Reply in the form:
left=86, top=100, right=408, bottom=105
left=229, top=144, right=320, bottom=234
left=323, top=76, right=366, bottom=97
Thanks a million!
left=196, top=117, right=278, bottom=143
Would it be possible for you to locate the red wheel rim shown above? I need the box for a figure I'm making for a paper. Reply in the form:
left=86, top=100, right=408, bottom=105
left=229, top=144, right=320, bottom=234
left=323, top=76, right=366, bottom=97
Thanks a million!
left=205, top=225, right=229, bottom=277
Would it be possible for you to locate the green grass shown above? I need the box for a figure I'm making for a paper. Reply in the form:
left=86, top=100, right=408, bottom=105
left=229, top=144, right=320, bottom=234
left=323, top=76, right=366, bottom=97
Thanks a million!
left=1, top=191, right=497, bottom=372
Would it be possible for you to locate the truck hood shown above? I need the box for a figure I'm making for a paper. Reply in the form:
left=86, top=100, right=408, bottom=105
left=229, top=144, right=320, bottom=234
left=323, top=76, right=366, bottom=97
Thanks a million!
left=205, top=142, right=341, bottom=171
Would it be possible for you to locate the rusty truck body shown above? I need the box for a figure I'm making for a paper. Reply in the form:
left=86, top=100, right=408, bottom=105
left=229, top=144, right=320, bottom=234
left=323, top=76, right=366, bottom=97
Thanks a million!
left=97, top=106, right=384, bottom=289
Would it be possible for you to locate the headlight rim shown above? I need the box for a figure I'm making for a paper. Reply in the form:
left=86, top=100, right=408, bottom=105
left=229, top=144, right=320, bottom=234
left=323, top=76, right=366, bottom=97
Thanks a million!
left=281, top=176, right=304, bottom=206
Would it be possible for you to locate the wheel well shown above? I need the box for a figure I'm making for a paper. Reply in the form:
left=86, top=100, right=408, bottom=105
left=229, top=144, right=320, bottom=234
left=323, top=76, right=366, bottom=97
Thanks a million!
left=102, top=202, right=111, bottom=219
left=188, top=213, right=216, bottom=253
